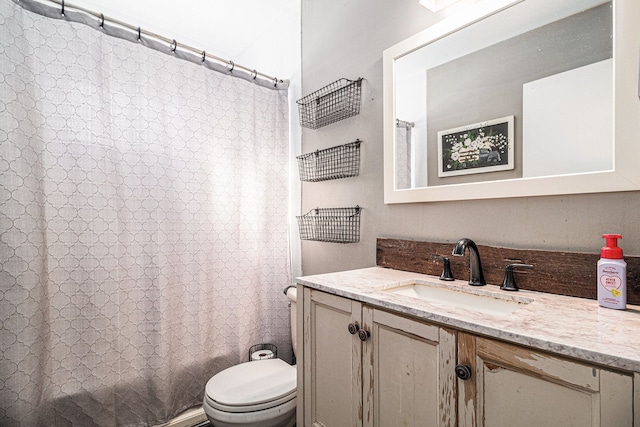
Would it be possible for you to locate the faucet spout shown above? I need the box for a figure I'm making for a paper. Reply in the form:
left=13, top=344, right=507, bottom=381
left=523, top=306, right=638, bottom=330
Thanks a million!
left=452, top=238, right=486, bottom=286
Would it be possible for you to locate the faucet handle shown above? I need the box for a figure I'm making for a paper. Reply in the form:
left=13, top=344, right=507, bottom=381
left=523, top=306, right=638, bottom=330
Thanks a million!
left=500, top=263, right=534, bottom=291
left=433, top=256, right=454, bottom=281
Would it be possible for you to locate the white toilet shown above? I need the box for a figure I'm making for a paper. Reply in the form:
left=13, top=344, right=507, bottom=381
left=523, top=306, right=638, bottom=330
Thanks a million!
left=203, top=286, right=297, bottom=427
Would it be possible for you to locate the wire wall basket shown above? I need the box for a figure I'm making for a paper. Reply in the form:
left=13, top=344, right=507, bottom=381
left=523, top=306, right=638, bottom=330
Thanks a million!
left=297, top=206, right=362, bottom=244
left=296, top=78, right=363, bottom=129
left=297, top=139, right=362, bottom=182
left=249, top=343, right=277, bottom=361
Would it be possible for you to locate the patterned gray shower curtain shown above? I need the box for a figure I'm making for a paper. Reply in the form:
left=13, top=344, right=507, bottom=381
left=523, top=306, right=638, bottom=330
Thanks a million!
left=0, top=1, right=291, bottom=426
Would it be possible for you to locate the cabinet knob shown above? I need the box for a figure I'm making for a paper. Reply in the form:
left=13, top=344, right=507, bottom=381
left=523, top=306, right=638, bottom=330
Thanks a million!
left=347, top=322, right=360, bottom=335
left=455, top=364, right=472, bottom=380
left=358, top=329, right=370, bottom=342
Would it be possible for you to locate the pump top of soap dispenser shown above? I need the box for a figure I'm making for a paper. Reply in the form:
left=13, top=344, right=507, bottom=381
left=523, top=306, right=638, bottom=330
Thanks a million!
left=601, top=234, right=623, bottom=259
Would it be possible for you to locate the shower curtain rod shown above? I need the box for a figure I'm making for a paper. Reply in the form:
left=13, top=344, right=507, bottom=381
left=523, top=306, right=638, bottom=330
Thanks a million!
left=12, top=0, right=289, bottom=90
left=396, top=118, right=415, bottom=128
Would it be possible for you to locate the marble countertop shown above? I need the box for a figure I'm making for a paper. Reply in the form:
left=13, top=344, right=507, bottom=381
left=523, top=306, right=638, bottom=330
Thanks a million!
left=296, top=266, right=640, bottom=372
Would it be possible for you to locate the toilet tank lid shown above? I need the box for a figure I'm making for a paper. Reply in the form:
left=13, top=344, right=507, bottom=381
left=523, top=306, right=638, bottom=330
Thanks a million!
left=205, top=358, right=296, bottom=406
left=285, top=286, right=296, bottom=303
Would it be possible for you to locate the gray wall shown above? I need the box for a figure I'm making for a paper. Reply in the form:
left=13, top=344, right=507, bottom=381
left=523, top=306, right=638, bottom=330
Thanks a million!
left=300, top=0, right=640, bottom=276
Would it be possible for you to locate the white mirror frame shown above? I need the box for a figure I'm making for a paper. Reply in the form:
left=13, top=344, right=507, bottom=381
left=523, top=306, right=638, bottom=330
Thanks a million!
left=383, top=0, right=640, bottom=204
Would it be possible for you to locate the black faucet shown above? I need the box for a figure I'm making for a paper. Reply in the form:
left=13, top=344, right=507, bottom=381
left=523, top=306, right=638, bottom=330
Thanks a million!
left=500, top=263, right=534, bottom=291
left=432, top=255, right=454, bottom=281
left=452, top=238, right=486, bottom=286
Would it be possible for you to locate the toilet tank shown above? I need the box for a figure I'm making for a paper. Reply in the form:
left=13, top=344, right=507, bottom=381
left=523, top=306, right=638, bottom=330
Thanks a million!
left=285, top=286, right=297, bottom=359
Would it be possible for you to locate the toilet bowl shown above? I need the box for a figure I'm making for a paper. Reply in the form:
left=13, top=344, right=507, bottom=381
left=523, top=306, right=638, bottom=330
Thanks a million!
left=203, top=286, right=297, bottom=427
left=203, top=358, right=296, bottom=427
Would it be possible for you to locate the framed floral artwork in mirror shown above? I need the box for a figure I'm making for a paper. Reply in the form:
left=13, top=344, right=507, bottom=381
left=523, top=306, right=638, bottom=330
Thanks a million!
left=437, top=116, right=514, bottom=177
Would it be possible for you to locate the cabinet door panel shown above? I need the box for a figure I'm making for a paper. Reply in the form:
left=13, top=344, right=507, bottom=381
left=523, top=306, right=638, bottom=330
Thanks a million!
left=477, top=338, right=599, bottom=390
left=363, top=308, right=456, bottom=427
left=464, top=335, right=633, bottom=427
left=304, top=289, right=363, bottom=427
left=599, top=369, right=633, bottom=426
left=482, top=363, right=596, bottom=426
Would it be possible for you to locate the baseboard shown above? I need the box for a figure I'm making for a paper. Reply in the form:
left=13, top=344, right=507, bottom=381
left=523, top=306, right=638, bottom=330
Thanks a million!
left=162, top=407, right=208, bottom=427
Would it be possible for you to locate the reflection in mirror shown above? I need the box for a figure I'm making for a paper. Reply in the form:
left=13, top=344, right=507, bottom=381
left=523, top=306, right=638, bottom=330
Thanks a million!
left=394, top=0, right=613, bottom=190
left=395, top=119, right=414, bottom=189
left=522, top=59, right=612, bottom=178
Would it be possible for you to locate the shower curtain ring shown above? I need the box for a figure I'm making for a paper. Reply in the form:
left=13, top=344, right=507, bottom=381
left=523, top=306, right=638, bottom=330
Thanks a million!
left=251, top=70, right=258, bottom=80
left=273, top=77, right=278, bottom=88
left=61, top=0, right=64, bottom=15
left=99, top=13, right=104, bottom=28
left=171, top=39, right=177, bottom=52
left=137, top=27, right=141, bottom=41
left=228, top=61, right=235, bottom=72
left=202, top=51, right=206, bottom=63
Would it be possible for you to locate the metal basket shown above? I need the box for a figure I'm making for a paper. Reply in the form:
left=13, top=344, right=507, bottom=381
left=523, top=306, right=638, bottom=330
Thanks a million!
left=296, top=78, right=363, bottom=129
left=297, top=206, right=362, bottom=243
left=297, top=140, right=362, bottom=182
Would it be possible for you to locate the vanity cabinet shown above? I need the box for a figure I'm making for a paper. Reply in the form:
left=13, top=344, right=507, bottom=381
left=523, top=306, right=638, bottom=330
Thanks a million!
left=457, top=333, right=633, bottom=427
left=301, top=288, right=456, bottom=427
left=300, top=288, right=635, bottom=426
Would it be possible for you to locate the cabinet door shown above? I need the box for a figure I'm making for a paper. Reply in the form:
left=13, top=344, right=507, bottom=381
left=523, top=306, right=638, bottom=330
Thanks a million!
left=303, top=288, right=363, bottom=427
left=362, top=307, right=457, bottom=427
left=458, top=333, right=633, bottom=427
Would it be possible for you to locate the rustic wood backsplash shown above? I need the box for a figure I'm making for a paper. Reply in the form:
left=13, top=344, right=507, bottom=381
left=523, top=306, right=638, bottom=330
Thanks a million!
left=377, top=238, right=640, bottom=305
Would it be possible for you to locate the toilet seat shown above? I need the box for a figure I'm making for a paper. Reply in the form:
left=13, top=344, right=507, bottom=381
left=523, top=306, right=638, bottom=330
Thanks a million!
left=204, top=358, right=296, bottom=412
left=204, top=389, right=296, bottom=413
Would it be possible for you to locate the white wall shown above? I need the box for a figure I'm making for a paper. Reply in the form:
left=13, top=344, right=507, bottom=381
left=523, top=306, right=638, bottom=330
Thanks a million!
left=300, top=0, right=640, bottom=276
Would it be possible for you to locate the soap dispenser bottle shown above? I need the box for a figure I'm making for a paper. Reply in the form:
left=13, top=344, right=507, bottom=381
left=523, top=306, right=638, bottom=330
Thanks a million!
left=597, top=234, right=627, bottom=310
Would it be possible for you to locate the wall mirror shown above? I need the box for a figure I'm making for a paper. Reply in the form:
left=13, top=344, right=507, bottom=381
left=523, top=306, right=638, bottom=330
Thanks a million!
left=383, top=0, right=640, bottom=203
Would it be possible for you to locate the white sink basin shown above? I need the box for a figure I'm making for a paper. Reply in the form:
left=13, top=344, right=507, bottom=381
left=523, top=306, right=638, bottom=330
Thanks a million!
left=380, top=280, right=533, bottom=315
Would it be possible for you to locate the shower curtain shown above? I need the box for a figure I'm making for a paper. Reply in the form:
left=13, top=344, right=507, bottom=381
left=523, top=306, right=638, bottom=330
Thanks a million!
left=0, top=2, right=291, bottom=426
